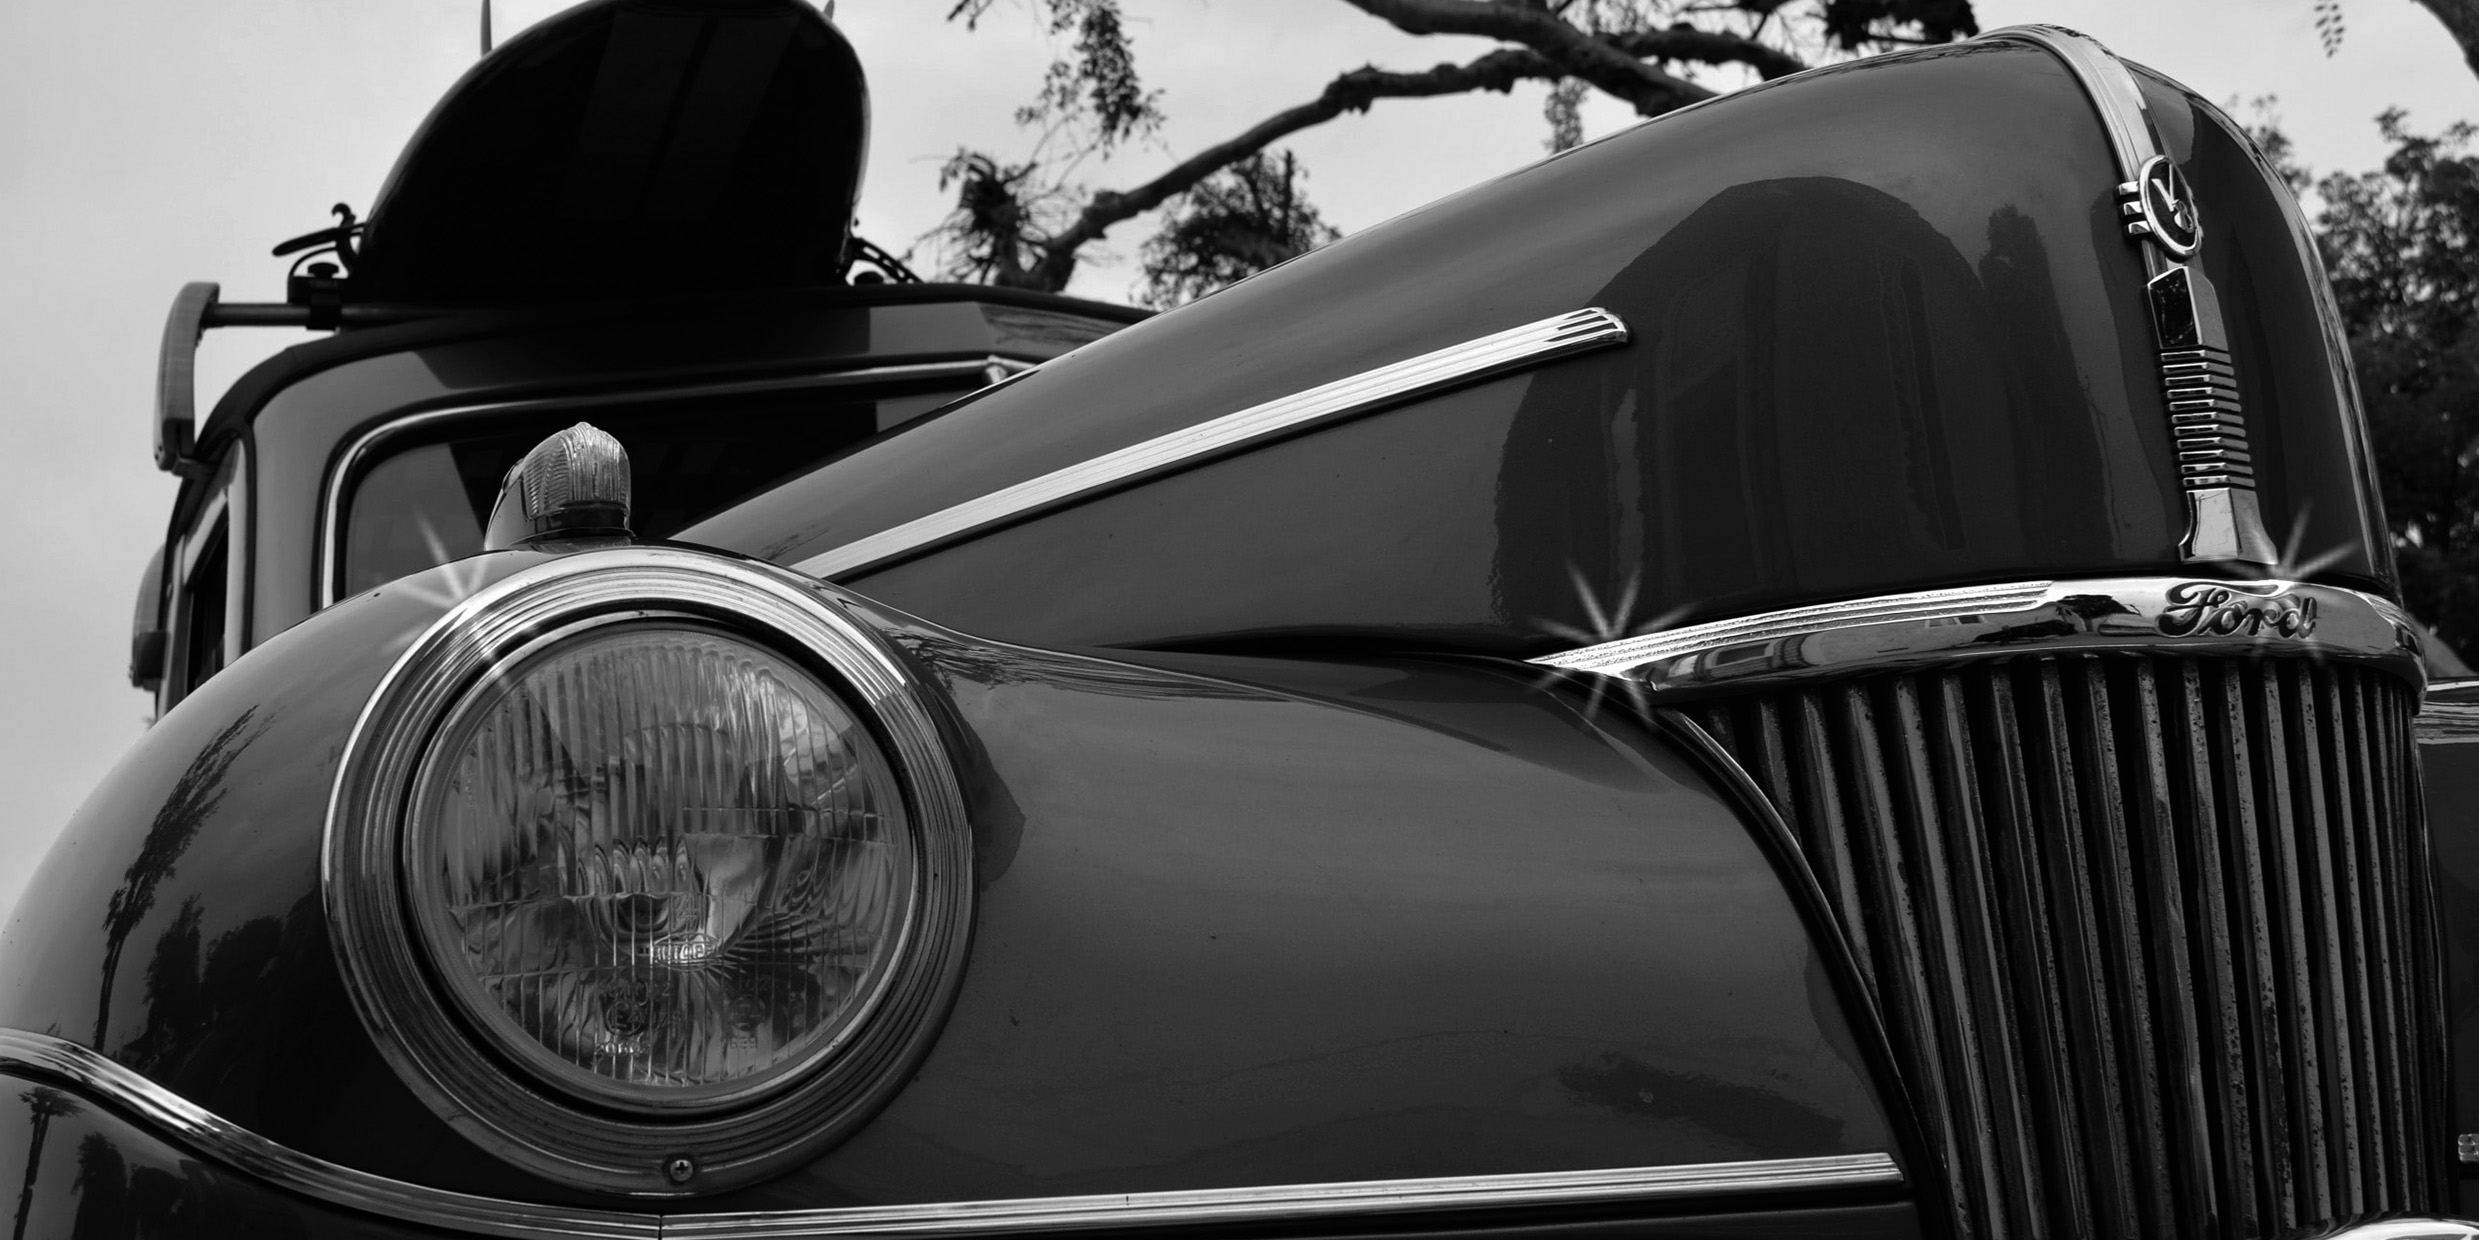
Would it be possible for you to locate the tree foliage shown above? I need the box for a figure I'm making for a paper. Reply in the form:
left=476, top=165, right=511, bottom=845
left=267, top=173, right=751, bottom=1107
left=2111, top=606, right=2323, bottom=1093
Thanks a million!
left=947, top=0, right=1163, bottom=143
left=930, top=0, right=1980, bottom=303
left=2306, top=110, right=2479, bottom=653
left=2296, top=3, right=2479, bottom=85
left=1137, top=151, right=1339, bottom=308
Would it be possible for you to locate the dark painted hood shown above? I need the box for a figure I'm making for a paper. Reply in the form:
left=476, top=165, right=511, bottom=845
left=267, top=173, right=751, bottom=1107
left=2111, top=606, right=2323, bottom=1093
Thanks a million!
left=683, top=38, right=2392, bottom=658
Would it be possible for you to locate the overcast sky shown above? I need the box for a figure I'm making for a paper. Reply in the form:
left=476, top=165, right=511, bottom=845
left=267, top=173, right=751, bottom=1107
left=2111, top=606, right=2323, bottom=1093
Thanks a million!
left=3, top=0, right=2476, bottom=923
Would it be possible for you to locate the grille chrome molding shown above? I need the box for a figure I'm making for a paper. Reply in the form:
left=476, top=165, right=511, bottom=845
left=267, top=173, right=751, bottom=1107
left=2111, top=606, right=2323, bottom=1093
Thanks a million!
left=2327, top=1222, right=2479, bottom=1240
left=2416, top=681, right=2479, bottom=743
left=1533, top=576, right=2424, bottom=701
left=1688, top=653, right=2447, bottom=1239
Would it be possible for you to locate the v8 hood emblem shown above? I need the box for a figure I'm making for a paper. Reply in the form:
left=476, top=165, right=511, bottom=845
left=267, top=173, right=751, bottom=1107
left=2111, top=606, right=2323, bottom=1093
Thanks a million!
left=2122, top=155, right=2203, bottom=257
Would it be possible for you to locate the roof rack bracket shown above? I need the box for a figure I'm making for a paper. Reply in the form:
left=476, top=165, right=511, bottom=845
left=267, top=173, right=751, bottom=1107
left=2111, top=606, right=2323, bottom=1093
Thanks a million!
left=154, top=281, right=220, bottom=477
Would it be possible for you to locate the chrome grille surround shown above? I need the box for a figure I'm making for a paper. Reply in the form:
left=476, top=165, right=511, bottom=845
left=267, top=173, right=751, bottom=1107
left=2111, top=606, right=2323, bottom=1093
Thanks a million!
left=1533, top=576, right=2424, bottom=696
left=1537, top=577, right=2444, bottom=1237
left=1687, top=656, right=2443, bottom=1237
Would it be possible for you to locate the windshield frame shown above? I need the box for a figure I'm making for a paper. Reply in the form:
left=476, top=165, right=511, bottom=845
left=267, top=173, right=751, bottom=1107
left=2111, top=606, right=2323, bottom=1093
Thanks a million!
left=315, top=356, right=1027, bottom=609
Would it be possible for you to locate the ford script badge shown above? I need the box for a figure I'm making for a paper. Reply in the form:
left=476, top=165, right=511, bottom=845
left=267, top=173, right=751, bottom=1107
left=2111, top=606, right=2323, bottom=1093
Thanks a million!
left=2156, top=580, right=2318, bottom=639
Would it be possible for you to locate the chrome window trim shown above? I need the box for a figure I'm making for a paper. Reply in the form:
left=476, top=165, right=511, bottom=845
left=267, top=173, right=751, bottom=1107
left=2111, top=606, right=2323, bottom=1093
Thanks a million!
left=316, top=357, right=1033, bottom=609
left=1531, top=576, right=2426, bottom=698
left=166, top=454, right=241, bottom=709
left=0, top=1025, right=1899, bottom=1238
left=792, top=308, right=1631, bottom=581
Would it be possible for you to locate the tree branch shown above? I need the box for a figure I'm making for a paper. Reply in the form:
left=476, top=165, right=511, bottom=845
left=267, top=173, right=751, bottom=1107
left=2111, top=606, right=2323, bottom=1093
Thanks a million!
left=1015, top=12, right=1805, bottom=290
left=1340, top=0, right=1716, bottom=116
left=1604, top=26, right=1807, bottom=81
left=1026, top=49, right=1560, bottom=288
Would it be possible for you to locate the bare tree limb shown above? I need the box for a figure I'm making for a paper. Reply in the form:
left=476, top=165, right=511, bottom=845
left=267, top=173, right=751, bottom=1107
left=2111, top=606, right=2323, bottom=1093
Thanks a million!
left=951, top=0, right=1928, bottom=291
left=1009, top=15, right=1805, bottom=289
left=1603, top=26, right=1807, bottom=80
left=1340, top=0, right=1717, bottom=116
left=1023, top=49, right=1563, bottom=288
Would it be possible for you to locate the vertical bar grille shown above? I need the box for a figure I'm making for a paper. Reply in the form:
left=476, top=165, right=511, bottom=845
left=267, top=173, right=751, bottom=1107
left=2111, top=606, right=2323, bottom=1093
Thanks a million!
left=1695, top=653, right=2441, bottom=1239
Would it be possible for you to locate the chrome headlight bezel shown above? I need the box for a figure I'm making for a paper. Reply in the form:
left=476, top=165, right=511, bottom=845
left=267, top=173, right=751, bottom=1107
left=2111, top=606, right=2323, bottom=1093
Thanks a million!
left=323, top=548, right=974, bottom=1196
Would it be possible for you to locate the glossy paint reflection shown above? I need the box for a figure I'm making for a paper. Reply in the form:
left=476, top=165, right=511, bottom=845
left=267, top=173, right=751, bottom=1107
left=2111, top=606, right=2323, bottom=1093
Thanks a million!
left=689, top=41, right=2390, bottom=658
left=717, top=640, right=1893, bottom=1210
left=0, top=549, right=613, bottom=1208
left=0, top=1085, right=452, bottom=1239
left=222, top=288, right=1137, bottom=651
left=0, top=555, right=1899, bottom=1220
left=89, top=710, right=262, bottom=1055
left=2417, top=681, right=2479, bottom=1220
left=2133, top=66, right=2395, bottom=585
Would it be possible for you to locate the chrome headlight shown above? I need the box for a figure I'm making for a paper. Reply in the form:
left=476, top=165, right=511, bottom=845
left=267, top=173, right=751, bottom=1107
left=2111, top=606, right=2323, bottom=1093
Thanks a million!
left=325, top=549, right=972, bottom=1195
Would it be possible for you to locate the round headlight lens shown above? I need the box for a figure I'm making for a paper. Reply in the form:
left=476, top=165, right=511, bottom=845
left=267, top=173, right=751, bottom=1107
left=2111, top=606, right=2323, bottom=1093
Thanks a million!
left=405, top=622, right=916, bottom=1112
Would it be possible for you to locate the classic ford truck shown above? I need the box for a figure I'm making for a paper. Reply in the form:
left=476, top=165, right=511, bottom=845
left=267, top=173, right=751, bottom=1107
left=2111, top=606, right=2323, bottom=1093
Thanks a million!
left=5, top=3, right=2471, bottom=1237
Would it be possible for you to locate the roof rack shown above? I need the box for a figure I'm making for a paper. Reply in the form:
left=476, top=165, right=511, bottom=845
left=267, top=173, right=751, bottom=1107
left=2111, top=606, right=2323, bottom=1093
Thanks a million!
left=153, top=282, right=460, bottom=476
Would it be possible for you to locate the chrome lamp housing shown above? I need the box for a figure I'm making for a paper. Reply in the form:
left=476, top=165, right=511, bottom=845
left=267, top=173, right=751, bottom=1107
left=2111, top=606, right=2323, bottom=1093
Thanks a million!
left=321, top=547, right=974, bottom=1195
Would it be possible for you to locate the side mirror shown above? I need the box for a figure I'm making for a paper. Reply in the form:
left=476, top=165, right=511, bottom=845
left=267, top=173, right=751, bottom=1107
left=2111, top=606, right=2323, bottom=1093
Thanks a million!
left=129, top=544, right=167, bottom=692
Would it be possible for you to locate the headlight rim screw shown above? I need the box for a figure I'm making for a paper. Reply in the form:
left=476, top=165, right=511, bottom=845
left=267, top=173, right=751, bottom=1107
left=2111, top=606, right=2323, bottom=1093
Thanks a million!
left=664, top=1154, right=697, bottom=1185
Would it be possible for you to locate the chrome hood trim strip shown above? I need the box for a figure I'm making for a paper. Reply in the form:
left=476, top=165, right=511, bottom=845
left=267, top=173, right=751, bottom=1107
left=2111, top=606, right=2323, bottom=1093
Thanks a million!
left=1977, top=25, right=2159, bottom=181
left=793, top=307, right=1629, bottom=581
left=1531, top=576, right=2425, bottom=697
left=0, top=1026, right=1899, bottom=1236
left=1978, top=25, right=2281, bottom=564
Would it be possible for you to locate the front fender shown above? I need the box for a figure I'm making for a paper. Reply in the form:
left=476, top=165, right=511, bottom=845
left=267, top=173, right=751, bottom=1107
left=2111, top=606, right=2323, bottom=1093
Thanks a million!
left=1, top=548, right=1908, bottom=1226
left=0, top=547, right=593, bottom=1204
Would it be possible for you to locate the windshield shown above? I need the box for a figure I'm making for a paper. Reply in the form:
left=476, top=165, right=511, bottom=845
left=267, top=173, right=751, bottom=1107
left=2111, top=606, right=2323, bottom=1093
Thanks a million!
left=339, top=384, right=961, bottom=599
